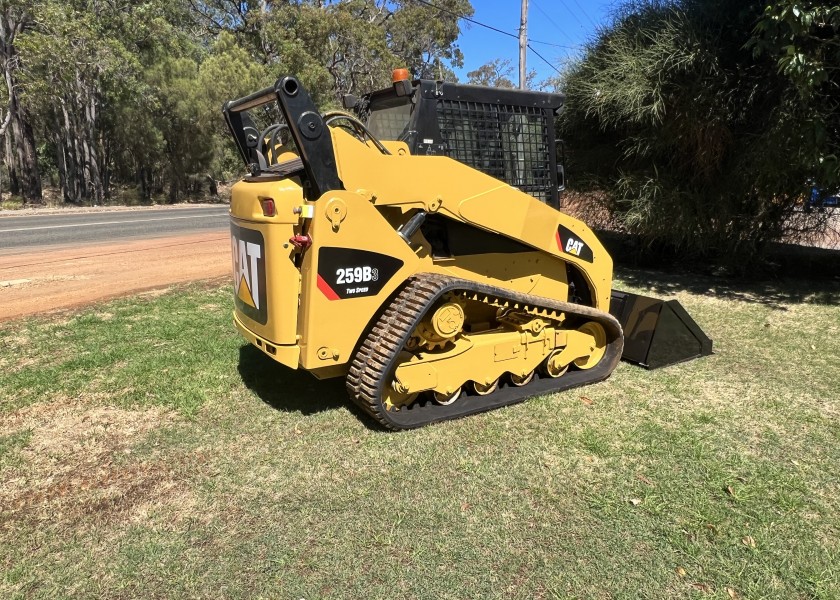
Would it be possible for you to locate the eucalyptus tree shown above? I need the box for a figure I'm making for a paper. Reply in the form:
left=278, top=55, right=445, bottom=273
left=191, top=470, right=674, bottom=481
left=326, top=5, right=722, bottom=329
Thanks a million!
left=190, top=0, right=473, bottom=104
left=3, top=0, right=475, bottom=204
left=0, top=0, right=41, bottom=201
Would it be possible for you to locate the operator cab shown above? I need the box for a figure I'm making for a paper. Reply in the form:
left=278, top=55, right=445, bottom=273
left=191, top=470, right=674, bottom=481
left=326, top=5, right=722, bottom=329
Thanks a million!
left=346, top=70, right=565, bottom=208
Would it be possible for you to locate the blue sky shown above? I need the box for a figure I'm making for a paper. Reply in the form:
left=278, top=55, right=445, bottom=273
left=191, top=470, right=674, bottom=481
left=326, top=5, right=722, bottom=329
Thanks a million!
left=452, top=0, right=619, bottom=86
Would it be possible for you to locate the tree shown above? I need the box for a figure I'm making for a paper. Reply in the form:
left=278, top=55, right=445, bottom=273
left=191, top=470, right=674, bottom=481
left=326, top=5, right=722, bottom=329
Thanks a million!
left=0, top=0, right=41, bottom=201
left=192, top=0, right=474, bottom=103
left=467, top=58, right=515, bottom=88
left=749, top=2, right=839, bottom=190
left=0, top=0, right=475, bottom=206
left=560, top=0, right=838, bottom=265
left=466, top=57, right=537, bottom=89
left=385, top=0, right=472, bottom=80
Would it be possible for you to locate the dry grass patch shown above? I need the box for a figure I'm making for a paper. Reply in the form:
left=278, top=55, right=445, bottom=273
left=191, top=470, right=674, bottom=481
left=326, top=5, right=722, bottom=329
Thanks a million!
left=0, top=400, right=194, bottom=527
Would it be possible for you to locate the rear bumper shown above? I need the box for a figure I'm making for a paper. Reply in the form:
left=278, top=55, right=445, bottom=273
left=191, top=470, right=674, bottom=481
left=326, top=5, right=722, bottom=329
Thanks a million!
left=233, top=311, right=300, bottom=369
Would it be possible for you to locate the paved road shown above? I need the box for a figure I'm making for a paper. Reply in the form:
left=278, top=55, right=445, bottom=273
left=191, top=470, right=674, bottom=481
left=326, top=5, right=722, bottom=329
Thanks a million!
left=0, top=206, right=229, bottom=251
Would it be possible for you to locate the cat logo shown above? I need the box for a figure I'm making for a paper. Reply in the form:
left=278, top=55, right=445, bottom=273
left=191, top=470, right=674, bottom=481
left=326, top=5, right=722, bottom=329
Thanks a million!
left=556, top=225, right=594, bottom=262
left=230, top=224, right=268, bottom=324
left=565, top=237, right=584, bottom=256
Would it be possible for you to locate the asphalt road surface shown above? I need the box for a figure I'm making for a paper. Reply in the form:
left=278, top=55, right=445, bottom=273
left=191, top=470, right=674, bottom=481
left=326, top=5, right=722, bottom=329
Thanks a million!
left=0, top=205, right=230, bottom=251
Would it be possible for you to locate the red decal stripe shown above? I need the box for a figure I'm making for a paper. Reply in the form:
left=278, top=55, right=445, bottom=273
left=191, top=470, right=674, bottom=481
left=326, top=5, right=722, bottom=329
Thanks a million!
left=317, top=274, right=340, bottom=301
left=555, top=230, right=563, bottom=251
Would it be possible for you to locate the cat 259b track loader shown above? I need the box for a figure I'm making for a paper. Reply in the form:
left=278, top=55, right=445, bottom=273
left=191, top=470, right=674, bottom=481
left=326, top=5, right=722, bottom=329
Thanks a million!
left=223, top=74, right=711, bottom=430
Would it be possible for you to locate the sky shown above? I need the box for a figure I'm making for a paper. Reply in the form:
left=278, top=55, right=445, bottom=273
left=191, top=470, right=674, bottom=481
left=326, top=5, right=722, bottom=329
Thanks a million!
left=452, top=0, right=619, bottom=86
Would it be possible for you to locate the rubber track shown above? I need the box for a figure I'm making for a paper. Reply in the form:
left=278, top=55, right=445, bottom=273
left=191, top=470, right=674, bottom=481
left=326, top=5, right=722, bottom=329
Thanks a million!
left=346, top=273, right=624, bottom=430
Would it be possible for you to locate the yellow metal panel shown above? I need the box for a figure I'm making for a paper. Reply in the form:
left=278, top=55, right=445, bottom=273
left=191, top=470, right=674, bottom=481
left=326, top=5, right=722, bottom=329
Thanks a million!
left=296, top=190, right=433, bottom=371
left=329, top=128, right=614, bottom=310
left=430, top=252, right=568, bottom=299
left=229, top=177, right=306, bottom=346
left=233, top=311, right=300, bottom=369
left=230, top=175, right=305, bottom=224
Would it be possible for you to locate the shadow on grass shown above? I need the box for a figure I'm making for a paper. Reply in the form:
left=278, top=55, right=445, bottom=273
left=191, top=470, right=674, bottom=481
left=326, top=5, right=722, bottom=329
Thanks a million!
left=237, top=344, right=346, bottom=415
left=601, top=231, right=840, bottom=309
left=614, top=265, right=840, bottom=309
left=236, top=344, right=382, bottom=429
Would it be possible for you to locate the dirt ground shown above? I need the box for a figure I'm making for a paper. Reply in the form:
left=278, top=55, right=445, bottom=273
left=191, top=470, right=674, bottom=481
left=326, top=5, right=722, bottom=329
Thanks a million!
left=0, top=231, right=231, bottom=322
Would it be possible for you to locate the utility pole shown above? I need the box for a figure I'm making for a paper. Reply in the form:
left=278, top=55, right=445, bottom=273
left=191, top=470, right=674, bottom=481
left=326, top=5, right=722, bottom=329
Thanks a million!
left=519, top=0, right=528, bottom=89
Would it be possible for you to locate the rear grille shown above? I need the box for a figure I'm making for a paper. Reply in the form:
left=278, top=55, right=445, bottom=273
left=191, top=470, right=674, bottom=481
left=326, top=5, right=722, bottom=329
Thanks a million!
left=436, top=100, right=553, bottom=202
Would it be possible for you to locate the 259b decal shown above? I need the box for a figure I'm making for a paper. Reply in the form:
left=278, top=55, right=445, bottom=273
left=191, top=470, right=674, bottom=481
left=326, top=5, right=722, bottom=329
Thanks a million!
left=317, top=248, right=402, bottom=300
left=336, top=266, right=378, bottom=285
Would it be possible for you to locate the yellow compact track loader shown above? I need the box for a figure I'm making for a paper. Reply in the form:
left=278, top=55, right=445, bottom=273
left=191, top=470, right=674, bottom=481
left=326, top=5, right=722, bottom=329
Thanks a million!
left=223, top=75, right=710, bottom=430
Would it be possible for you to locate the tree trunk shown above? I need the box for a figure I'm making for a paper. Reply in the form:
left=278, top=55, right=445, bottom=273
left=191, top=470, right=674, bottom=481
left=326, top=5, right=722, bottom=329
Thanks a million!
left=102, top=135, right=111, bottom=201
left=52, top=112, right=68, bottom=202
left=137, top=166, right=149, bottom=201
left=86, top=88, right=103, bottom=204
left=168, top=177, right=178, bottom=203
left=60, top=98, right=80, bottom=203
left=4, top=128, right=19, bottom=195
left=0, top=7, right=42, bottom=201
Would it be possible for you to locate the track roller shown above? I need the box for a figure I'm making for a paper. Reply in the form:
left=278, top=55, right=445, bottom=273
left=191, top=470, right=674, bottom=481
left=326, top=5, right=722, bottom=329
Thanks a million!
left=472, top=378, right=500, bottom=396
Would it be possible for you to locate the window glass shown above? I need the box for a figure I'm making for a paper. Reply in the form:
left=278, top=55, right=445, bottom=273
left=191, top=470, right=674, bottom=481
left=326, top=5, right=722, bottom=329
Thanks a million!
left=367, top=96, right=412, bottom=141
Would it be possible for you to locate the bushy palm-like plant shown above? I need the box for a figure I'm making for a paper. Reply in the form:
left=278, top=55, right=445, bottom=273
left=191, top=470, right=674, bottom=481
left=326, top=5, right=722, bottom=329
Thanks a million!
left=561, top=0, right=838, bottom=265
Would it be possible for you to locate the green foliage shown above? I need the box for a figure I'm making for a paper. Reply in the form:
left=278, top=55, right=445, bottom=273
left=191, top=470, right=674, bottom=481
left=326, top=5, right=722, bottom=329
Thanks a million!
left=467, top=58, right=538, bottom=89
left=8, top=0, right=472, bottom=203
left=0, top=196, right=25, bottom=210
left=749, top=1, right=840, bottom=189
left=561, top=0, right=839, bottom=265
left=467, top=58, right=516, bottom=88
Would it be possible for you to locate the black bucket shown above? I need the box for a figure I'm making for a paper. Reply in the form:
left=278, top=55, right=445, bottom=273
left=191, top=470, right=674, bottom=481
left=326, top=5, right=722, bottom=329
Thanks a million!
left=609, top=290, right=713, bottom=369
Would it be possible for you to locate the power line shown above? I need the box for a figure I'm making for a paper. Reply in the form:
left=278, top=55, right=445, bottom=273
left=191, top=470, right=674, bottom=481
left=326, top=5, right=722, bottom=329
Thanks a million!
left=532, top=0, right=589, bottom=41
left=530, top=0, right=579, bottom=47
left=410, top=0, right=563, bottom=76
left=568, top=0, right=600, bottom=30
left=411, top=0, right=518, bottom=40
left=527, top=44, right=561, bottom=75
left=529, top=38, right=583, bottom=50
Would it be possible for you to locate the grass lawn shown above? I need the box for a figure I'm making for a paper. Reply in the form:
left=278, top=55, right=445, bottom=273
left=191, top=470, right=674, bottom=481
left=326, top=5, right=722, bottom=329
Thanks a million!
left=1, top=271, right=838, bottom=599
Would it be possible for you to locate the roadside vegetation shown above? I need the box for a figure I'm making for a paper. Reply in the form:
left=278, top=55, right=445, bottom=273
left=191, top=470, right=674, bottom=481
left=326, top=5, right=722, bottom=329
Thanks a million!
left=560, top=0, right=839, bottom=267
left=1, top=0, right=471, bottom=206
left=2, top=0, right=836, bottom=265
left=2, top=274, right=838, bottom=598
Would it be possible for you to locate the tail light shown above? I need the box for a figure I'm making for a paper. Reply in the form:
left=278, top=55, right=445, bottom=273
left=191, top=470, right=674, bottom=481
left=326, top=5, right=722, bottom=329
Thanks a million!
left=259, top=197, right=276, bottom=217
